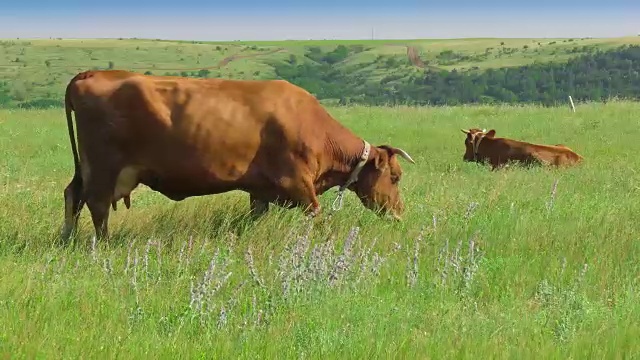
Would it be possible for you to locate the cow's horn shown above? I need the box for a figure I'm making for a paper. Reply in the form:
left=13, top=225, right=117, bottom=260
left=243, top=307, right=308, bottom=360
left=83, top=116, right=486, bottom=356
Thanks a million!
left=461, top=129, right=470, bottom=134
left=395, top=148, right=415, bottom=164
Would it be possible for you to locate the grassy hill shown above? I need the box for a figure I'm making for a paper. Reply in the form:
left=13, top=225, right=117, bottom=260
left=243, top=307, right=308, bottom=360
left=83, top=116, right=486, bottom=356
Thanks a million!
left=1, top=36, right=640, bottom=107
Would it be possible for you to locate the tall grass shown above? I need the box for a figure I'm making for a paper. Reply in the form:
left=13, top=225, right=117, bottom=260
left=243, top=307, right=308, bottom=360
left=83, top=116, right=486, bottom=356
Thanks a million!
left=1, top=102, right=639, bottom=358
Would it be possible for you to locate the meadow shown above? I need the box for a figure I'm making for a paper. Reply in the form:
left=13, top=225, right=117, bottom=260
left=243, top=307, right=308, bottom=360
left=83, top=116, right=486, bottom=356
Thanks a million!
left=1, top=101, right=639, bottom=358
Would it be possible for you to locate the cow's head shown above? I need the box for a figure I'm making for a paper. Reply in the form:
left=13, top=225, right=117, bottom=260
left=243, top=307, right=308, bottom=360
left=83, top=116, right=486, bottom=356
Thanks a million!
left=461, top=128, right=495, bottom=162
left=350, top=145, right=415, bottom=220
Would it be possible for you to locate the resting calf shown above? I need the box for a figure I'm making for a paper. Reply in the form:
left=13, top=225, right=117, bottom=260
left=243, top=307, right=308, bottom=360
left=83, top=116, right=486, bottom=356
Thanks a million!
left=461, top=128, right=583, bottom=169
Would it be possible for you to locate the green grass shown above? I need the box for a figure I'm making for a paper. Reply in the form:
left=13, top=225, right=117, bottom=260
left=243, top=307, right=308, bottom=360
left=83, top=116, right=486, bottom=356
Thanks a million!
left=1, top=101, right=640, bottom=357
left=2, top=36, right=640, bottom=107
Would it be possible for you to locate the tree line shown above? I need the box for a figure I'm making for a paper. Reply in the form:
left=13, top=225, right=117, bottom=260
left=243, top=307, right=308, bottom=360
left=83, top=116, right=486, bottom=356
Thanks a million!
left=272, top=44, right=640, bottom=106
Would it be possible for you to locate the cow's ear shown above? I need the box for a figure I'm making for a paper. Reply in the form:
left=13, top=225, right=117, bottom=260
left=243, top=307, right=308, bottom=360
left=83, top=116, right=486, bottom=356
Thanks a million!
left=486, top=129, right=496, bottom=138
left=373, top=146, right=390, bottom=171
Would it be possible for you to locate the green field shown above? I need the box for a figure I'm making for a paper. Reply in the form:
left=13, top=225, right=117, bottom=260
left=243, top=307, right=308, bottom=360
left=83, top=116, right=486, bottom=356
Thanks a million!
left=1, top=101, right=639, bottom=357
left=2, top=36, right=640, bottom=107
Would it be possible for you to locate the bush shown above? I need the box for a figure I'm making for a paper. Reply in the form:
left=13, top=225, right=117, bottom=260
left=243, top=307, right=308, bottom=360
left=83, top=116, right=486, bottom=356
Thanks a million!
left=17, top=99, right=63, bottom=109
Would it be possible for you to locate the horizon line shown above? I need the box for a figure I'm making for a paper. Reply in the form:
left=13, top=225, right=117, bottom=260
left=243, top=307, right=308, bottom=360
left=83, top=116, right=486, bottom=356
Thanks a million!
left=2, top=34, right=639, bottom=43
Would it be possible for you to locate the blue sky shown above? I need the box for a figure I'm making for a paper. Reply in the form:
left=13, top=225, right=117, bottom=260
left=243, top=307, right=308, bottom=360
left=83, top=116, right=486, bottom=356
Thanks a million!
left=0, top=0, right=638, bottom=40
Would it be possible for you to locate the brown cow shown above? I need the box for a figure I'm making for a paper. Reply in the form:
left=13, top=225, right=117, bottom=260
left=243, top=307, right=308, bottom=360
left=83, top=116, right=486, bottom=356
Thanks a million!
left=61, top=70, right=415, bottom=241
left=461, top=128, right=583, bottom=169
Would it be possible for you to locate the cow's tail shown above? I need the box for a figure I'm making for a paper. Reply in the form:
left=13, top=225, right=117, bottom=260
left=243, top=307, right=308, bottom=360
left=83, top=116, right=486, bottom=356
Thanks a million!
left=65, top=78, right=81, bottom=177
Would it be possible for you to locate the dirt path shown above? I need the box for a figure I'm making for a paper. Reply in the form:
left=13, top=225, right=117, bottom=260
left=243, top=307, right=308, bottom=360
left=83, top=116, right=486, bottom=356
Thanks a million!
left=143, top=44, right=422, bottom=72
left=383, top=44, right=429, bottom=69
left=405, top=46, right=426, bottom=68
left=139, top=47, right=287, bottom=72
left=153, top=44, right=425, bottom=71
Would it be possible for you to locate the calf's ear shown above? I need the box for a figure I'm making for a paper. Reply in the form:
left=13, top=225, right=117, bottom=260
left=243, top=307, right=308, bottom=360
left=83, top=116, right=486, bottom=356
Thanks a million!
left=486, top=129, right=496, bottom=138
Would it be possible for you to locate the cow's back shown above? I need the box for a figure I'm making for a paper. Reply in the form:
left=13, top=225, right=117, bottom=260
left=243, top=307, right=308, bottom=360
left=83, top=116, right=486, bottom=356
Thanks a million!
left=67, top=70, right=338, bottom=197
left=527, top=143, right=583, bottom=166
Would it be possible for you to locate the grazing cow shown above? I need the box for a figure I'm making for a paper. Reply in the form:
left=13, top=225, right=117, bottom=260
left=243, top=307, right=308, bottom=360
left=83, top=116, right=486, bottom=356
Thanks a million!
left=461, top=128, right=583, bottom=169
left=61, top=70, right=415, bottom=241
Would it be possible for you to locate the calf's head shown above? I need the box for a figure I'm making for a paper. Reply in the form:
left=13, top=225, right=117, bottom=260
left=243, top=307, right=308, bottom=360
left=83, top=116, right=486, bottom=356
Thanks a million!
left=350, top=145, right=415, bottom=220
left=461, top=128, right=495, bottom=162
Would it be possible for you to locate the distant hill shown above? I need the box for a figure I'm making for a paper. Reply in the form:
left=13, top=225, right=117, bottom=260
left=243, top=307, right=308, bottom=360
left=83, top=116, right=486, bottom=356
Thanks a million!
left=1, top=36, right=639, bottom=108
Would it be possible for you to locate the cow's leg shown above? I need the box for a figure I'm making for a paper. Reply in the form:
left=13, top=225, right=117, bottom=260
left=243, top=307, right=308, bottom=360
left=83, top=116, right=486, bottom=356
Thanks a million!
left=61, top=173, right=85, bottom=241
left=289, top=176, right=321, bottom=218
left=249, top=193, right=269, bottom=217
left=84, top=168, right=119, bottom=241
left=86, top=192, right=113, bottom=241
